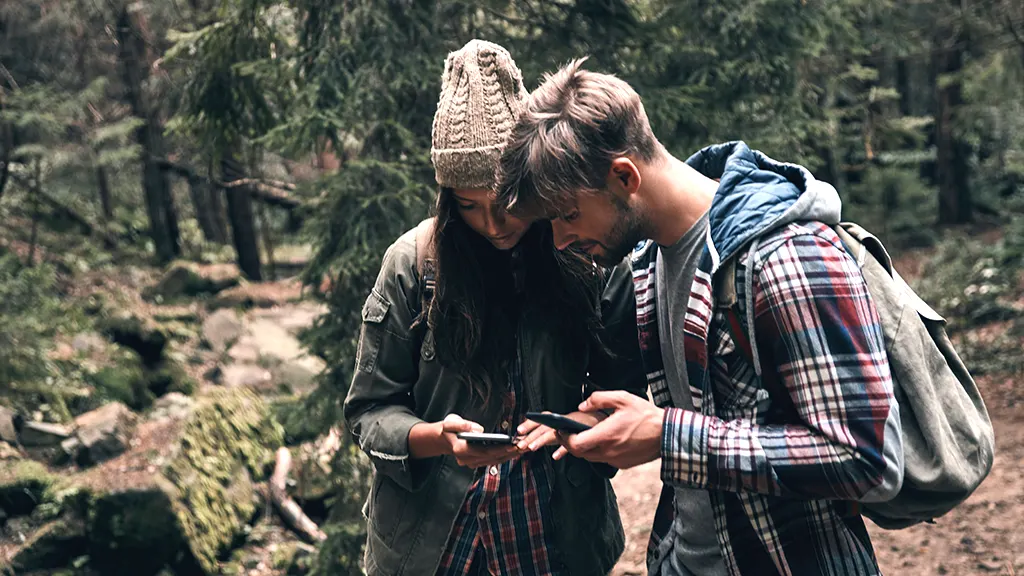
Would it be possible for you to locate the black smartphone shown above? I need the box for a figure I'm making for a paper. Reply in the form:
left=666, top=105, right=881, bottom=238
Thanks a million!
left=524, top=412, right=592, bottom=434
left=457, top=432, right=516, bottom=446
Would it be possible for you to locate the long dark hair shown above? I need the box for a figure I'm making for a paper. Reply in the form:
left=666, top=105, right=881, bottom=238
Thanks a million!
left=419, top=187, right=606, bottom=400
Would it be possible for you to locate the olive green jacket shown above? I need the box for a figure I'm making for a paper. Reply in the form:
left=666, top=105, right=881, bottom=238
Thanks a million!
left=344, top=222, right=647, bottom=575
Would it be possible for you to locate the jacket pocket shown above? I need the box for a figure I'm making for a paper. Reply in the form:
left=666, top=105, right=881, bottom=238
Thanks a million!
left=369, top=474, right=407, bottom=546
left=365, top=518, right=405, bottom=576
left=357, top=289, right=391, bottom=374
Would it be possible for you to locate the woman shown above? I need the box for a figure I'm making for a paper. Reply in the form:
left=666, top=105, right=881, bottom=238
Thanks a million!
left=344, top=39, right=645, bottom=576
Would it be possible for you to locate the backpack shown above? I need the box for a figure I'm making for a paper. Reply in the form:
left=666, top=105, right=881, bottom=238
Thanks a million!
left=718, top=221, right=995, bottom=529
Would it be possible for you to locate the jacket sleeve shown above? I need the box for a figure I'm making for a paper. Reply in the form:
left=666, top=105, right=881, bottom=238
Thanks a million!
left=586, top=258, right=647, bottom=400
left=660, top=233, right=904, bottom=502
left=343, top=233, right=432, bottom=492
left=584, top=258, right=648, bottom=479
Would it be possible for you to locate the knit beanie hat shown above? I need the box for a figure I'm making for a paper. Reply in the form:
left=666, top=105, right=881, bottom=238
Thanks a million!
left=431, top=39, right=528, bottom=190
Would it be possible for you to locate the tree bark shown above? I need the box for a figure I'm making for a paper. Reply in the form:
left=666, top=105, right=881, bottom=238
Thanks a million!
left=96, top=165, right=114, bottom=221
left=221, top=156, right=262, bottom=281
left=117, top=4, right=180, bottom=262
left=188, top=173, right=225, bottom=244
left=27, top=160, right=41, bottom=268
left=933, top=19, right=972, bottom=225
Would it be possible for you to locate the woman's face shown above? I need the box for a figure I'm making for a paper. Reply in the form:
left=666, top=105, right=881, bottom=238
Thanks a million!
left=453, top=188, right=531, bottom=251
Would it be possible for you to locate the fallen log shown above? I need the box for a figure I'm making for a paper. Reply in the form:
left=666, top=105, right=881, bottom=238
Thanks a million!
left=269, top=446, right=327, bottom=543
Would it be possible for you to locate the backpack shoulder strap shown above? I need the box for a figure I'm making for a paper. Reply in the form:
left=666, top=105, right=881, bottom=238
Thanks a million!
left=414, top=217, right=437, bottom=316
left=714, top=258, right=755, bottom=363
left=414, top=217, right=436, bottom=289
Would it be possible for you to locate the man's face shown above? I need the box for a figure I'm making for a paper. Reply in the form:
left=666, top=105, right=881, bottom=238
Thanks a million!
left=549, top=190, right=644, bottom=267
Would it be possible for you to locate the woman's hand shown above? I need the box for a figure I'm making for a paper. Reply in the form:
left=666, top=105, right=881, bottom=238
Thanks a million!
left=439, top=414, right=521, bottom=469
left=515, top=411, right=605, bottom=452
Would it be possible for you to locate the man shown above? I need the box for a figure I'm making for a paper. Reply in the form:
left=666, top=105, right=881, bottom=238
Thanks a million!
left=498, top=59, right=904, bottom=576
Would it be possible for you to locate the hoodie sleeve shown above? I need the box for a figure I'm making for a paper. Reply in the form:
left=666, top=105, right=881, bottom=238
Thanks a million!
left=660, top=225, right=903, bottom=502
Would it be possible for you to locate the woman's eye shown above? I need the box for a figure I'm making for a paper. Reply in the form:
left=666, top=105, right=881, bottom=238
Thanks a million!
left=458, top=203, right=476, bottom=211
left=563, top=210, right=580, bottom=223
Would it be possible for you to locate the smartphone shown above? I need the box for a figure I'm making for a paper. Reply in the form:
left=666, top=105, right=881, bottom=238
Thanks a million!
left=457, top=432, right=516, bottom=446
left=524, top=412, right=592, bottom=434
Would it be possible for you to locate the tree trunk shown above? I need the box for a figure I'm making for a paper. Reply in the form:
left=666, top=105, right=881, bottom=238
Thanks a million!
left=188, top=173, right=225, bottom=243
left=27, top=160, right=41, bottom=267
left=117, top=4, right=180, bottom=262
left=96, top=165, right=114, bottom=221
left=221, top=157, right=262, bottom=281
left=207, top=162, right=230, bottom=242
left=933, top=23, right=972, bottom=224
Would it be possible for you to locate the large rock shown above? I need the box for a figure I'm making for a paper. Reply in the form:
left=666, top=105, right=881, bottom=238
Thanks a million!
left=0, top=460, right=55, bottom=517
left=8, top=518, right=88, bottom=573
left=19, top=422, right=71, bottom=447
left=71, top=402, right=138, bottom=467
left=202, top=309, right=244, bottom=353
left=148, top=392, right=195, bottom=423
left=33, top=388, right=283, bottom=575
left=0, top=405, right=19, bottom=445
left=147, top=261, right=242, bottom=301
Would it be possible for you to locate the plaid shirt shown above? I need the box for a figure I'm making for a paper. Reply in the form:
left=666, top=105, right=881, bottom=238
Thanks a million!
left=634, top=222, right=899, bottom=576
left=437, top=353, right=561, bottom=576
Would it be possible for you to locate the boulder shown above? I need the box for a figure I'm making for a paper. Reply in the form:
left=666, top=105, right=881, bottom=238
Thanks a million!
left=71, top=402, right=138, bottom=467
left=19, top=422, right=71, bottom=448
left=221, top=365, right=273, bottom=390
left=8, top=518, right=88, bottom=573
left=148, top=392, right=195, bottom=423
left=0, top=460, right=55, bottom=517
left=202, top=309, right=244, bottom=353
left=0, top=405, right=19, bottom=445
left=97, top=314, right=168, bottom=366
left=147, top=261, right=241, bottom=301
left=34, top=388, right=283, bottom=575
left=71, top=331, right=108, bottom=355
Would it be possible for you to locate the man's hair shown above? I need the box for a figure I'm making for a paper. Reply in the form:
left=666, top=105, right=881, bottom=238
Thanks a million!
left=497, top=58, right=662, bottom=218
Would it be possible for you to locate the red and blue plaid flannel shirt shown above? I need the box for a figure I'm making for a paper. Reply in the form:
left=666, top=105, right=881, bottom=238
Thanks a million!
left=635, top=222, right=901, bottom=576
left=437, top=355, right=561, bottom=576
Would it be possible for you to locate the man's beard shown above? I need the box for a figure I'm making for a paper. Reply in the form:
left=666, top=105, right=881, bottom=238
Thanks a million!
left=591, top=200, right=644, bottom=267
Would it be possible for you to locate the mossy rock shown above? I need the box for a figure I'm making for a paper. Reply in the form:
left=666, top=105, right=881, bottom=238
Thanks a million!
left=96, top=315, right=168, bottom=366
left=8, top=518, right=88, bottom=573
left=145, top=261, right=241, bottom=302
left=30, top=388, right=283, bottom=575
left=307, top=521, right=366, bottom=576
left=0, top=460, right=56, bottom=517
left=86, top=347, right=196, bottom=413
left=271, top=396, right=322, bottom=446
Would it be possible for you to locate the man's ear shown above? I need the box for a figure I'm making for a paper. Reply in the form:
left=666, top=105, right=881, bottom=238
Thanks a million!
left=606, top=157, right=641, bottom=201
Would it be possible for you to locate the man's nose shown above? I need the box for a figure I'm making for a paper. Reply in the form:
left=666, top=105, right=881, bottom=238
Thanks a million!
left=551, top=220, right=575, bottom=251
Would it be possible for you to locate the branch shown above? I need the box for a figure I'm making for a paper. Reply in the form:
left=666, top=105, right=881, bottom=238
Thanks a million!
left=269, top=447, right=327, bottom=543
left=153, top=158, right=304, bottom=210
left=1006, top=14, right=1024, bottom=50
left=8, top=172, right=117, bottom=247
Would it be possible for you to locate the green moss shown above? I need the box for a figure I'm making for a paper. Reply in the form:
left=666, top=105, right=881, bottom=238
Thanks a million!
left=88, top=347, right=150, bottom=410
left=161, top=388, right=283, bottom=573
left=0, top=460, right=56, bottom=517
left=308, top=521, right=366, bottom=576
left=272, top=396, right=322, bottom=446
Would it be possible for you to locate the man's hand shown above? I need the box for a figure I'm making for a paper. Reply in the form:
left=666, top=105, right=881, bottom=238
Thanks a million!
left=552, top=391, right=664, bottom=469
left=515, top=411, right=605, bottom=452
left=440, top=414, right=520, bottom=469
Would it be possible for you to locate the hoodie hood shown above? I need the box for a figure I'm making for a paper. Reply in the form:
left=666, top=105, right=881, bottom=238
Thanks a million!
left=684, top=141, right=842, bottom=274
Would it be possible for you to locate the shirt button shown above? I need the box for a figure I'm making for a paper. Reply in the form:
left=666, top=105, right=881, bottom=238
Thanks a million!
left=477, top=510, right=486, bottom=520
left=489, top=466, right=499, bottom=476
left=501, top=421, right=509, bottom=430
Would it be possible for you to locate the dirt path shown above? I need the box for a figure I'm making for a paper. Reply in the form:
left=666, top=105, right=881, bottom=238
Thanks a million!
left=610, top=376, right=1024, bottom=576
